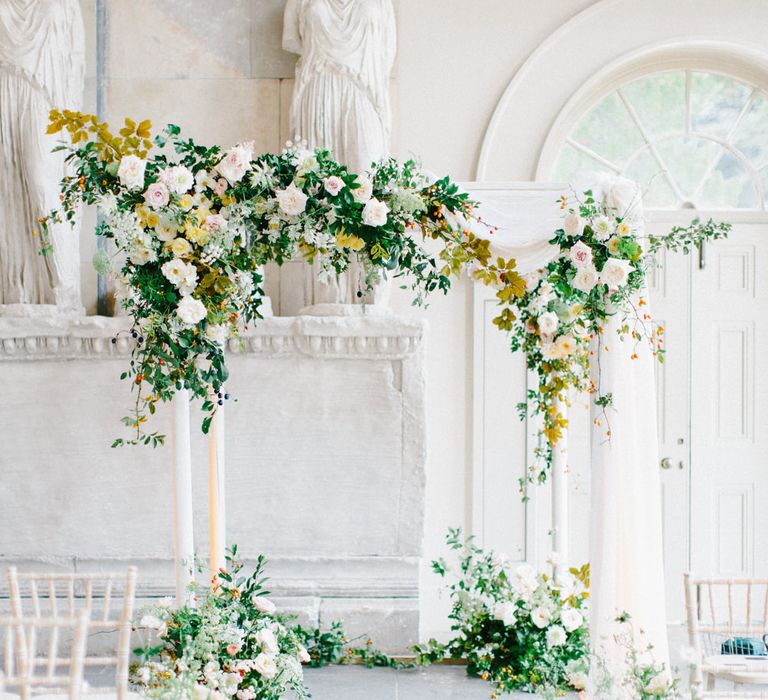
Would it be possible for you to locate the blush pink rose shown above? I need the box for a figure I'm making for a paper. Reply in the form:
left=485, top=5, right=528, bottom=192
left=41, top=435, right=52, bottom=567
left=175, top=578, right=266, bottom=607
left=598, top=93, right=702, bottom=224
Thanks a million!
left=143, top=182, right=170, bottom=209
left=568, top=240, right=593, bottom=268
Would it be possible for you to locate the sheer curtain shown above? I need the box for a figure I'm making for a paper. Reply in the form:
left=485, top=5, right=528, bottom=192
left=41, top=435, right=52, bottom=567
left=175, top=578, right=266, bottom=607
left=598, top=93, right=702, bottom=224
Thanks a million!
left=466, top=177, right=669, bottom=684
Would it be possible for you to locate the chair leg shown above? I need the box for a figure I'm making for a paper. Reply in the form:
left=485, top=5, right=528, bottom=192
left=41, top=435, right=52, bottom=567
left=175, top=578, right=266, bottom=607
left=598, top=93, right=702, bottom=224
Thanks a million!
left=706, top=672, right=715, bottom=690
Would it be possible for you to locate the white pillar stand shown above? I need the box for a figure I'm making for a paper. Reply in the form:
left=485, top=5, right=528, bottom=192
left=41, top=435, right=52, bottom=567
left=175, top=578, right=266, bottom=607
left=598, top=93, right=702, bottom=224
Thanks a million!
left=551, top=393, right=569, bottom=580
left=208, top=404, right=226, bottom=585
left=170, top=389, right=195, bottom=606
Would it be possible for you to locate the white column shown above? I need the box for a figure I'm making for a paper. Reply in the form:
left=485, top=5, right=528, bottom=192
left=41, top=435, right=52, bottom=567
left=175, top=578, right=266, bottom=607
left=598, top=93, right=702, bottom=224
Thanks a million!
left=170, top=389, right=194, bottom=606
left=551, top=392, right=569, bottom=579
left=208, top=404, right=226, bottom=585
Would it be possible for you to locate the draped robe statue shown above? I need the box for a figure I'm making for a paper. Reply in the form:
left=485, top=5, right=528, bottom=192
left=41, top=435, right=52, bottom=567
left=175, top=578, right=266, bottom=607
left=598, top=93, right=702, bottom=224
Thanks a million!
left=0, top=0, right=85, bottom=314
left=283, top=0, right=396, bottom=309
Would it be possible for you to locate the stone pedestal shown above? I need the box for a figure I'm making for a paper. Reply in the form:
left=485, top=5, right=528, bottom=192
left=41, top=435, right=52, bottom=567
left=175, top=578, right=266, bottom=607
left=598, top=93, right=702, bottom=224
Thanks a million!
left=0, top=313, right=426, bottom=651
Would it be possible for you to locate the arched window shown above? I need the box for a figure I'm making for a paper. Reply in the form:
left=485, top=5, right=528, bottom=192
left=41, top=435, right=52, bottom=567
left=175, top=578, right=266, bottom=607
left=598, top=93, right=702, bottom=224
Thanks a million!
left=551, top=70, right=768, bottom=210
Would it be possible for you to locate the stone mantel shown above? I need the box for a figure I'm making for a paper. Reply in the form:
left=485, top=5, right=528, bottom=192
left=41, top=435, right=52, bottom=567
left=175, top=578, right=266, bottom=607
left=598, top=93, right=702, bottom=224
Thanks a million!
left=1, top=311, right=427, bottom=651
left=0, top=313, right=426, bottom=361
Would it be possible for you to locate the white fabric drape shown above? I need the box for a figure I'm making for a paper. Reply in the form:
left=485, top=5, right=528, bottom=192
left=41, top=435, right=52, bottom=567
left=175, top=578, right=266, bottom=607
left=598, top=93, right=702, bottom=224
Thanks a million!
left=467, top=178, right=669, bottom=685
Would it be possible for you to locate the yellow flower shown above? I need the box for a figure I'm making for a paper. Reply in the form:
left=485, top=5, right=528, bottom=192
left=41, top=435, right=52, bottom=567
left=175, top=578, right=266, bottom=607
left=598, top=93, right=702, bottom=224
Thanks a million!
left=220, top=194, right=235, bottom=206
left=178, top=193, right=194, bottom=211
left=606, top=236, right=621, bottom=254
left=617, top=221, right=632, bottom=237
left=167, top=237, right=193, bottom=257
left=185, top=222, right=209, bottom=245
left=135, top=205, right=150, bottom=223
left=146, top=211, right=159, bottom=228
left=337, top=231, right=365, bottom=251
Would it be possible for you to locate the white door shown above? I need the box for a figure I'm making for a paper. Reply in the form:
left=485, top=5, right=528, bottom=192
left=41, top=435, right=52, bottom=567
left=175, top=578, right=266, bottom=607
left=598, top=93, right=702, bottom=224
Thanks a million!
left=651, top=212, right=768, bottom=621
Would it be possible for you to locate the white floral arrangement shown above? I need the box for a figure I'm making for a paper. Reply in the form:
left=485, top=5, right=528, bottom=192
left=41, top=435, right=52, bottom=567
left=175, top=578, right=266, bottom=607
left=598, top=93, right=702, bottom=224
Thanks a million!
left=132, top=550, right=310, bottom=699
left=413, top=530, right=590, bottom=696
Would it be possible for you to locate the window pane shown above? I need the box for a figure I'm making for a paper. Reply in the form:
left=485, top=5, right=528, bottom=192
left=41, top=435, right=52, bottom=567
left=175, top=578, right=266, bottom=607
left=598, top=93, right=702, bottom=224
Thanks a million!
left=551, top=142, right=615, bottom=184
left=690, top=72, right=751, bottom=139
left=623, top=148, right=678, bottom=208
left=699, top=152, right=758, bottom=208
left=571, top=92, right=645, bottom=166
left=655, top=136, right=720, bottom=199
left=622, top=71, right=685, bottom=137
left=761, top=168, right=768, bottom=209
left=732, top=92, right=768, bottom=167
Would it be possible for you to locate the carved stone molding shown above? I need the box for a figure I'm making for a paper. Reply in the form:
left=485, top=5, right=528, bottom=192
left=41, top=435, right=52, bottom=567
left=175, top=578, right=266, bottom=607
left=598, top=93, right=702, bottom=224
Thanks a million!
left=0, top=314, right=425, bottom=361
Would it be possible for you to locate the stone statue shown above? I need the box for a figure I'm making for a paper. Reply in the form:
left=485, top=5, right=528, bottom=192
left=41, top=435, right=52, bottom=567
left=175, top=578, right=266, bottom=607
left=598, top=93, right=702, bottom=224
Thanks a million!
left=0, top=0, right=85, bottom=315
left=283, top=0, right=396, bottom=310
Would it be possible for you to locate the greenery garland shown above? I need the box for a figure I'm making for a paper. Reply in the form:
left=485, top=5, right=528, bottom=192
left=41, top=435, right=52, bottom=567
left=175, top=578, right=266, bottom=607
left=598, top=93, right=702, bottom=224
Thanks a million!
left=44, top=111, right=524, bottom=447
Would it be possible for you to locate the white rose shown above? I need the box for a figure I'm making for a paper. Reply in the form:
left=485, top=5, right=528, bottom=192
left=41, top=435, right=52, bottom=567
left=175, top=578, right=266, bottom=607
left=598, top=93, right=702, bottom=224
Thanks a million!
left=154, top=213, right=177, bottom=242
left=537, top=311, right=559, bottom=335
left=538, top=280, right=555, bottom=301
left=560, top=608, right=583, bottom=632
left=129, top=246, right=153, bottom=265
left=362, top=198, right=389, bottom=227
left=236, top=689, right=256, bottom=700
left=255, top=628, right=279, bottom=655
left=251, top=596, right=276, bottom=615
left=177, top=296, right=207, bottom=325
left=117, top=155, right=147, bottom=191
left=161, top=165, right=194, bottom=195
left=531, top=607, right=551, bottom=628
left=324, top=175, right=345, bottom=196
left=600, top=258, right=633, bottom=288
left=352, top=176, right=373, bottom=203
left=97, top=192, right=118, bottom=215
left=555, top=335, right=577, bottom=358
left=572, top=265, right=599, bottom=293
left=143, top=182, right=170, bottom=209
left=192, top=684, right=211, bottom=700
left=276, top=183, right=308, bottom=217
left=563, top=212, right=582, bottom=236
left=161, top=258, right=189, bottom=286
left=541, top=341, right=560, bottom=361
left=139, top=614, right=163, bottom=629
left=205, top=324, right=229, bottom=345
left=216, top=145, right=251, bottom=184
left=522, top=269, right=543, bottom=290
left=492, top=602, right=517, bottom=627
left=252, top=653, right=277, bottom=680
left=546, top=625, right=566, bottom=647
left=593, top=215, right=612, bottom=241
left=617, top=220, right=632, bottom=237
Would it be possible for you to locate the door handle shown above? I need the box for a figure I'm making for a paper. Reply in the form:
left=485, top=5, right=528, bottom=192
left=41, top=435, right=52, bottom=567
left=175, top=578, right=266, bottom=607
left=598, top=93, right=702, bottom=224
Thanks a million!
left=698, top=241, right=706, bottom=270
left=661, top=457, right=673, bottom=469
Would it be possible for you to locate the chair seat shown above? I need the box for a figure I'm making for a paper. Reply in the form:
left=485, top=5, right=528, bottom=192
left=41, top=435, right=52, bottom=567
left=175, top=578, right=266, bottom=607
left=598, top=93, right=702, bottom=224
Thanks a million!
left=704, top=654, right=768, bottom=685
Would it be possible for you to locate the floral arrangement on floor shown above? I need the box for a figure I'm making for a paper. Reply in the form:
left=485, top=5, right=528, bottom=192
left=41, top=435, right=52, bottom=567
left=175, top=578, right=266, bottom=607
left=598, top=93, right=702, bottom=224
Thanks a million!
left=413, top=529, right=590, bottom=696
left=42, top=111, right=524, bottom=446
left=132, top=548, right=310, bottom=699
left=501, top=190, right=730, bottom=483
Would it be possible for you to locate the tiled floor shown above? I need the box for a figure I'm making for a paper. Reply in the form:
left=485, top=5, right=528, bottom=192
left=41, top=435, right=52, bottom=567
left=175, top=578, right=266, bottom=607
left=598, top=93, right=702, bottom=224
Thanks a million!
left=292, top=666, right=539, bottom=699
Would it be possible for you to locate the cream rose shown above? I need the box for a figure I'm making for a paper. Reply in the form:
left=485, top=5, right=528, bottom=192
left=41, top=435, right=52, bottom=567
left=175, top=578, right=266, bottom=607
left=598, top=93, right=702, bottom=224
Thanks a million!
left=176, top=296, right=207, bottom=325
left=160, top=165, right=194, bottom=195
left=204, top=214, right=228, bottom=233
left=572, top=265, right=599, bottom=293
left=251, top=596, right=276, bottom=615
left=593, top=215, right=612, bottom=241
left=563, top=212, right=582, bottom=236
left=600, top=258, right=633, bottom=288
left=492, top=602, right=517, bottom=626
left=129, top=246, right=153, bottom=265
left=252, top=653, right=277, bottom=680
left=143, top=182, right=169, bottom=209
left=352, top=176, right=373, bottom=203
left=362, top=197, right=390, bottom=227
left=568, top=240, right=593, bottom=268
left=276, top=183, right=308, bottom=217
left=255, top=628, right=279, bottom=655
left=531, top=607, right=551, bottom=628
left=168, top=237, right=193, bottom=258
left=205, top=324, right=229, bottom=345
left=617, top=220, right=632, bottom=237
left=555, top=334, right=577, bottom=357
left=117, top=155, right=146, bottom=191
left=161, top=258, right=189, bottom=286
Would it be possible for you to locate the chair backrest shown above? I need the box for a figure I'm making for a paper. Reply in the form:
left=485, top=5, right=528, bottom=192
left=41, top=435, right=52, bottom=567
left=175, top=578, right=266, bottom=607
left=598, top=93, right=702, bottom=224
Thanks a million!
left=0, top=611, right=89, bottom=699
left=7, top=567, right=137, bottom=698
left=685, top=572, right=768, bottom=694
